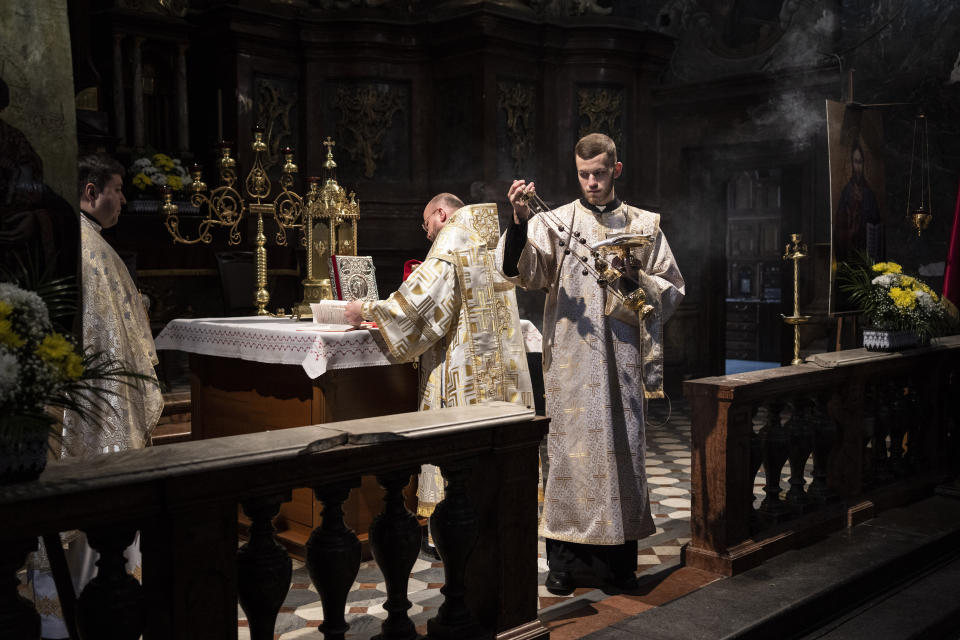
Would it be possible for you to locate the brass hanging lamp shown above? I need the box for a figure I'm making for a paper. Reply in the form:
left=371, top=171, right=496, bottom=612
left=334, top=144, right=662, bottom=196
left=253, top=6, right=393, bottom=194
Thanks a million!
left=906, top=113, right=932, bottom=237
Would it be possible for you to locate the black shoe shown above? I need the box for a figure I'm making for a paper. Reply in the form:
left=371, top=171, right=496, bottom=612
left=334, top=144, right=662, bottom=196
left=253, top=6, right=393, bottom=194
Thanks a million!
left=421, top=535, right=441, bottom=560
left=545, top=570, right=576, bottom=595
left=608, top=572, right=639, bottom=591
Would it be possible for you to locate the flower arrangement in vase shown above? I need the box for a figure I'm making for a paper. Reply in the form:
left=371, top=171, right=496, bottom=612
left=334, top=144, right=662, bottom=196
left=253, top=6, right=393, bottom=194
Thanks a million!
left=837, top=254, right=954, bottom=351
left=129, top=153, right=193, bottom=199
left=0, top=281, right=152, bottom=482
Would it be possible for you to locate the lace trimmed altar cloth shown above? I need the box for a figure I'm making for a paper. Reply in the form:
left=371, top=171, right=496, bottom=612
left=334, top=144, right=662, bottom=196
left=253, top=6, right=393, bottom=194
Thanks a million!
left=155, top=316, right=542, bottom=379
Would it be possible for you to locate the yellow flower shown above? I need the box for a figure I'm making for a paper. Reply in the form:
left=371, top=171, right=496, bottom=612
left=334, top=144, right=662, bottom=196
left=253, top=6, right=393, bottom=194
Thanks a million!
left=133, top=172, right=153, bottom=190
left=888, top=287, right=917, bottom=310
left=0, top=318, right=24, bottom=348
left=0, top=300, right=11, bottom=318
left=64, top=352, right=85, bottom=379
left=872, top=261, right=902, bottom=274
left=37, top=333, right=86, bottom=379
left=36, top=332, right=73, bottom=362
left=152, top=153, right=175, bottom=171
left=167, top=175, right=183, bottom=191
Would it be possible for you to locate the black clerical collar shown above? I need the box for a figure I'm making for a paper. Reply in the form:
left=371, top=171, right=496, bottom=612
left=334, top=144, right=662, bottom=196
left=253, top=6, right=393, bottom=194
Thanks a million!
left=579, top=197, right=621, bottom=214
left=80, top=210, right=102, bottom=230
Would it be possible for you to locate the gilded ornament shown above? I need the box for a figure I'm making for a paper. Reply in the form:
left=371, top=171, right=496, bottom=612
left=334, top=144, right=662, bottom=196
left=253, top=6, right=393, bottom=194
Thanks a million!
left=577, top=88, right=623, bottom=148
left=334, top=85, right=404, bottom=178
left=497, top=81, right=535, bottom=174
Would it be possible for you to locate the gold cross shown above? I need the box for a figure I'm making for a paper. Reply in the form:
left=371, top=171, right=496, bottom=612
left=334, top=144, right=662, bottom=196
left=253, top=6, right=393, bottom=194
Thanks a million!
left=323, top=137, right=335, bottom=151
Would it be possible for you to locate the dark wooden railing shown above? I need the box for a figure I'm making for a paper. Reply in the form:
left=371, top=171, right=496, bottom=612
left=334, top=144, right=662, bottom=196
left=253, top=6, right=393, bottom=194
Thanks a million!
left=0, top=402, right=548, bottom=640
left=683, top=335, right=960, bottom=576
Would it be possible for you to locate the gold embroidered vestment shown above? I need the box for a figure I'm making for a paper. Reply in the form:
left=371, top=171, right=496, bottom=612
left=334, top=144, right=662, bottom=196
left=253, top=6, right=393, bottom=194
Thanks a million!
left=496, top=200, right=684, bottom=545
left=364, top=204, right=534, bottom=515
left=62, top=216, right=163, bottom=457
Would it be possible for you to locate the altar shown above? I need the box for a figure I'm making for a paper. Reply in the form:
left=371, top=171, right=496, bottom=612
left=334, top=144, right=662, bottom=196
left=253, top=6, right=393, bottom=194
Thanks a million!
left=154, top=316, right=543, bottom=555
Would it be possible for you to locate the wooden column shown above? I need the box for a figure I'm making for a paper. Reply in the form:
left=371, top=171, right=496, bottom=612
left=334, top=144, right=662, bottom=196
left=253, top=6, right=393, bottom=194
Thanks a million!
left=683, top=387, right=755, bottom=575
left=112, top=33, right=126, bottom=144
left=131, top=36, right=145, bottom=149
left=176, top=43, right=190, bottom=153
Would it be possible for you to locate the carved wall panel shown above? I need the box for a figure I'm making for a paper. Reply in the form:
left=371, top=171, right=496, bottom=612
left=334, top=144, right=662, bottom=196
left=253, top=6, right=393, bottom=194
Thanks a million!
left=576, top=85, right=625, bottom=160
left=496, top=79, right=535, bottom=179
left=254, top=76, right=298, bottom=177
left=326, top=81, right=410, bottom=182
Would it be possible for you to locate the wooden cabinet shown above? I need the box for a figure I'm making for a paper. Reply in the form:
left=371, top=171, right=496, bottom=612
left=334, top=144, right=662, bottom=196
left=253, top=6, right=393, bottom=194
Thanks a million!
left=189, top=354, right=419, bottom=557
left=725, top=169, right=784, bottom=362
left=725, top=300, right=782, bottom=362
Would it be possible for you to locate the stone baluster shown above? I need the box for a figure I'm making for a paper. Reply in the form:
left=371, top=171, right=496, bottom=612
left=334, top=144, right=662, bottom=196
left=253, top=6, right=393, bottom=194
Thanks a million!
left=76, top=527, right=144, bottom=640
left=0, top=538, right=40, bottom=639
left=238, top=493, right=292, bottom=640
left=807, top=392, right=838, bottom=503
left=306, top=479, right=361, bottom=640
left=428, top=462, right=484, bottom=640
left=758, top=400, right=790, bottom=523
left=747, top=405, right=764, bottom=532
left=888, top=380, right=910, bottom=477
left=902, top=381, right=922, bottom=471
left=785, top=396, right=814, bottom=511
left=871, top=383, right=895, bottom=484
left=369, top=469, right=421, bottom=640
left=860, top=383, right=879, bottom=487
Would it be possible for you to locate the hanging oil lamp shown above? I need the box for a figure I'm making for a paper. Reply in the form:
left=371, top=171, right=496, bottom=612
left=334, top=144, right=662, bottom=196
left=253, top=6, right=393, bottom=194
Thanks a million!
left=906, top=113, right=932, bottom=237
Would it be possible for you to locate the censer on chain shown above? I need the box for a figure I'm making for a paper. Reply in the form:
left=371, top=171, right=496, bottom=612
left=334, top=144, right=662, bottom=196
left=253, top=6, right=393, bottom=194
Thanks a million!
left=516, top=189, right=654, bottom=318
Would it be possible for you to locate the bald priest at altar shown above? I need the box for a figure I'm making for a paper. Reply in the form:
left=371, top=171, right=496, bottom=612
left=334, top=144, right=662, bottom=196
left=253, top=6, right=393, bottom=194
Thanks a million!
left=344, top=193, right=535, bottom=520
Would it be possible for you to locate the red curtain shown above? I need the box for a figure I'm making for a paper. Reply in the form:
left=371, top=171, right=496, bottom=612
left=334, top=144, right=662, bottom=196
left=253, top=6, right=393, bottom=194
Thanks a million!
left=944, top=174, right=960, bottom=308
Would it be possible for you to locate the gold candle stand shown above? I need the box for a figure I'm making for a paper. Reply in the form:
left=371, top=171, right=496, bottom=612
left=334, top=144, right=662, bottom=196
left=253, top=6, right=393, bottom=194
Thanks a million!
left=160, top=131, right=360, bottom=318
left=161, top=128, right=308, bottom=316
left=781, top=233, right=811, bottom=365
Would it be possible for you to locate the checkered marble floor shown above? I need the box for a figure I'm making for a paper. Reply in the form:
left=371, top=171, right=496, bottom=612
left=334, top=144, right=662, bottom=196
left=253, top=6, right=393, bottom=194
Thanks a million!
left=240, top=398, right=702, bottom=639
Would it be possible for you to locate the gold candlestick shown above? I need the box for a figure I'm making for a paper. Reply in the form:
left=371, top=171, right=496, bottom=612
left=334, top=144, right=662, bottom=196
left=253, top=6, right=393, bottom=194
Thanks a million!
left=161, top=128, right=311, bottom=316
left=782, top=233, right=811, bottom=365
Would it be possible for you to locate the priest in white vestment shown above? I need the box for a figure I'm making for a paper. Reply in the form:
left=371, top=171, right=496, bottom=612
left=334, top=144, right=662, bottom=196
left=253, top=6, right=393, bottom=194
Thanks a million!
left=496, top=133, right=685, bottom=594
left=346, top=193, right=535, bottom=526
left=29, top=155, right=162, bottom=638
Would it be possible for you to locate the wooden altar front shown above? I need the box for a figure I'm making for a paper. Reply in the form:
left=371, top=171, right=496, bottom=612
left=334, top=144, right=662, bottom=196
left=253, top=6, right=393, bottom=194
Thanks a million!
left=189, top=353, right=418, bottom=556
left=155, top=316, right=543, bottom=556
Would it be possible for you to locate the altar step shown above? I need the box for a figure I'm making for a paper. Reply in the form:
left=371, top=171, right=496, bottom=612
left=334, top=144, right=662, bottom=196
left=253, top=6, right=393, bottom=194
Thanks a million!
left=579, top=493, right=960, bottom=640
left=152, top=389, right=192, bottom=444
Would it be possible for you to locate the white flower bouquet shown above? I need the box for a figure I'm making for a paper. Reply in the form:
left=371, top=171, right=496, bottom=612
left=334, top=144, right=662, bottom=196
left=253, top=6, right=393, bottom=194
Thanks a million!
left=838, top=256, right=953, bottom=342
left=129, top=153, right=193, bottom=195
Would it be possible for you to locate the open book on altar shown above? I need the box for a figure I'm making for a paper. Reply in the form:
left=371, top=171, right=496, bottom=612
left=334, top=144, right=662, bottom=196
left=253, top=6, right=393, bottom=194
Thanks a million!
left=309, top=300, right=349, bottom=325
left=329, top=255, right=379, bottom=302
left=308, top=299, right=379, bottom=330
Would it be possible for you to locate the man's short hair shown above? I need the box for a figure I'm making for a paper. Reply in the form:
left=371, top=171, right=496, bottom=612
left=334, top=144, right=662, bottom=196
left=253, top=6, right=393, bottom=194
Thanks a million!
left=78, top=154, right=125, bottom=198
left=575, top=133, right=617, bottom=166
left=431, top=192, right=465, bottom=212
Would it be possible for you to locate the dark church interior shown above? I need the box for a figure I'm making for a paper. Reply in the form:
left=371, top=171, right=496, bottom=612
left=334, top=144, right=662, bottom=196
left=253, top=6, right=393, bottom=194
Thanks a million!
left=3, top=1, right=960, bottom=638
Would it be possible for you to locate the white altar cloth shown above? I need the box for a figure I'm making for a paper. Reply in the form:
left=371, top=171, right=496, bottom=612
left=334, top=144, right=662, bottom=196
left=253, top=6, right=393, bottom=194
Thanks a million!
left=155, top=316, right=543, bottom=379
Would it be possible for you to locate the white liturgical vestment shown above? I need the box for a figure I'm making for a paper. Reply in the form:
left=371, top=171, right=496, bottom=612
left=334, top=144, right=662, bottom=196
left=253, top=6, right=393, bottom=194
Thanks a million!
left=62, top=215, right=163, bottom=456
left=363, top=203, right=535, bottom=515
left=496, top=200, right=684, bottom=545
